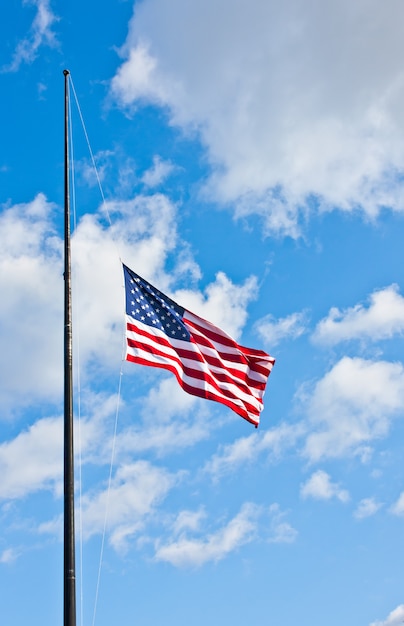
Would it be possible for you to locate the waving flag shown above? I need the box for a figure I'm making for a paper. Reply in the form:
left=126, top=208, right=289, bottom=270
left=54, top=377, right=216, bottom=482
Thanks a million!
left=123, top=264, right=275, bottom=426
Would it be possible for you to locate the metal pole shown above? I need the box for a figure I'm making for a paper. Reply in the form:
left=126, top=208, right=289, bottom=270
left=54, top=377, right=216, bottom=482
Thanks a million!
left=63, top=68, right=76, bottom=626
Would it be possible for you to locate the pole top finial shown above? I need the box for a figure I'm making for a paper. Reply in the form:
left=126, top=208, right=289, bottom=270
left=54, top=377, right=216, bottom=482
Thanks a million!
left=63, top=69, right=70, bottom=76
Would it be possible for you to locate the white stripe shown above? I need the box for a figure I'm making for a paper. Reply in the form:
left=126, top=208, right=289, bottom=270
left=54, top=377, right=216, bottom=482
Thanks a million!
left=126, top=317, right=267, bottom=398
left=127, top=335, right=264, bottom=411
left=126, top=322, right=264, bottom=410
left=127, top=346, right=262, bottom=417
left=184, top=312, right=274, bottom=375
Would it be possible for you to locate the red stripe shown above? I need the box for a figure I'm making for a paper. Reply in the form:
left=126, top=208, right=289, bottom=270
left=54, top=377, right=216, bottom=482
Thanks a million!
left=184, top=314, right=274, bottom=377
left=127, top=335, right=262, bottom=416
left=126, top=353, right=260, bottom=426
left=185, top=311, right=273, bottom=359
left=126, top=313, right=274, bottom=426
left=127, top=321, right=270, bottom=392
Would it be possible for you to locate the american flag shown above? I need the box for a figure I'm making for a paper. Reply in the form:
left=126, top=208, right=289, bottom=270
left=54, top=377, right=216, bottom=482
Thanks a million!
left=123, top=264, right=275, bottom=427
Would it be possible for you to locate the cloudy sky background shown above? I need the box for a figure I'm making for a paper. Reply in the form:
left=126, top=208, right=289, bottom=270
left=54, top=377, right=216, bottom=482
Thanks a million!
left=1, top=1, right=404, bottom=625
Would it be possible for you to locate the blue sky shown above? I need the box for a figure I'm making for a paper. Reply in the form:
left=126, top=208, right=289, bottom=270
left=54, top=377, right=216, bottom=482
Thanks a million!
left=1, top=1, right=404, bottom=625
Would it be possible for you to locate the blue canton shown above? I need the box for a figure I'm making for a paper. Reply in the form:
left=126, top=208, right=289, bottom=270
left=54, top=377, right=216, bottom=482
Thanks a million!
left=123, top=265, right=191, bottom=341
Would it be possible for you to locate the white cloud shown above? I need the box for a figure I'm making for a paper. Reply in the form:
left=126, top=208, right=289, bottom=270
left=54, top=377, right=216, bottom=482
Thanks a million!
left=0, top=548, right=20, bottom=564
left=174, top=272, right=258, bottom=341
left=113, top=377, right=212, bottom=459
left=38, top=460, right=177, bottom=552
left=79, top=461, right=176, bottom=551
left=141, top=377, right=200, bottom=422
left=141, top=155, right=176, bottom=188
left=300, top=470, right=349, bottom=502
left=354, top=497, right=382, bottom=520
left=3, top=0, right=59, bottom=72
left=0, top=194, right=63, bottom=412
left=111, top=43, right=166, bottom=107
left=0, top=192, right=258, bottom=413
left=154, top=502, right=260, bottom=567
left=268, top=503, right=298, bottom=544
left=75, top=150, right=114, bottom=188
left=302, top=357, right=404, bottom=461
left=370, top=605, right=404, bottom=626
left=115, top=403, right=211, bottom=459
left=111, top=0, right=404, bottom=236
left=255, top=311, right=308, bottom=347
left=74, top=192, right=258, bottom=361
left=0, top=393, right=120, bottom=501
left=0, top=416, right=63, bottom=499
left=172, top=508, right=206, bottom=535
left=204, top=422, right=303, bottom=479
left=390, top=492, right=404, bottom=516
left=313, top=285, right=404, bottom=346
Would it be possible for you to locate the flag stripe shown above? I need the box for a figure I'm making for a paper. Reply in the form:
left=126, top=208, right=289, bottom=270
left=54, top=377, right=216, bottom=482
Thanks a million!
left=184, top=310, right=271, bottom=359
left=127, top=318, right=272, bottom=398
left=126, top=338, right=262, bottom=424
left=126, top=349, right=261, bottom=421
left=127, top=353, right=260, bottom=425
left=127, top=318, right=267, bottom=420
left=127, top=320, right=271, bottom=392
left=184, top=314, right=274, bottom=380
left=126, top=323, right=265, bottom=407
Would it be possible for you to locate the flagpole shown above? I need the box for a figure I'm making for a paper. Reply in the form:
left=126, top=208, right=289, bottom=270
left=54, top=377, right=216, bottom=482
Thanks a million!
left=63, top=68, right=76, bottom=626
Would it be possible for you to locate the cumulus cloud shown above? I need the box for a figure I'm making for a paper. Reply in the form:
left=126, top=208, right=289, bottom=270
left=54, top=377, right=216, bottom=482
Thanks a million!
left=390, top=492, right=404, bottom=517
left=111, top=376, right=214, bottom=461
left=354, top=497, right=382, bottom=520
left=172, top=508, right=207, bottom=535
left=267, top=503, right=298, bottom=544
left=0, top=194, right=63, bottom=412
left=78, top=461, right=176, bottom=551
left=0, top=392, right=121, bottom=501
left=115, top=386, right=211, bottom=459
left=39, top=460, right=177, bottom=552
left=173, top=272, right=258, bottom=341
left=302, top=357, right=404, bottom=461
left=204, top=422, right=303, bottom=479
left=154, top=502, right=260, bottom=567
left=0, top=192, right=258, bottom=414
left=313, top=285, right=404, bottom=346
left=255, top=311, right=308, bottom=347
left=0, top=416, right=63, bottom=500
left=370, top=605, right=404, bottom=626
left=111, top=0, right=404, bottom=236
left=0, top=548, right=20, bottom=564
left=300, top=470, right=349, bottom=502
left=141, top=155, right=176, bottom=188
left=3, top=0, right=59, bottom=72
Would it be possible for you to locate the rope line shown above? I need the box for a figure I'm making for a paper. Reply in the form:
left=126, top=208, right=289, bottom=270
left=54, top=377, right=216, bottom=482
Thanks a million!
left=91, top=364, right=124, bottom=626
left=69, top=78, right=111, bottom=226
left=68, top=76, right=84, bottom=626
left=67, top=73, right=127, bottom=626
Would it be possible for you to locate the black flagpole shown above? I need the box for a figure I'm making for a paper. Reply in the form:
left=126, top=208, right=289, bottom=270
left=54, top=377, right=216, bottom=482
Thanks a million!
left=63, top=68, right=76, bottom=626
